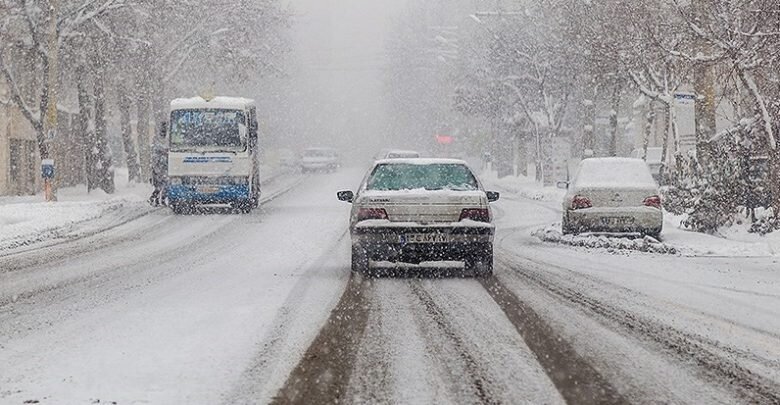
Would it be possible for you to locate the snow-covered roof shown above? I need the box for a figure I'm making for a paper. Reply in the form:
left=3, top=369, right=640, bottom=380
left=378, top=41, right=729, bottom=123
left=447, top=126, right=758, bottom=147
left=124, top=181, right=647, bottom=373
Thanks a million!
left=170, top=96, right=256, bottom=111
left=575, top=157, right=657, bottom=189
left=374, top=158, right=467, bottom=165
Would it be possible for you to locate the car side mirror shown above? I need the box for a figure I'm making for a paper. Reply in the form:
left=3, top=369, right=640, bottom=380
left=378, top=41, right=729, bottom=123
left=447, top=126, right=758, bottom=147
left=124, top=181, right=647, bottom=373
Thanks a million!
left=159, top=121, right=168, bottom=138
left=556, top=181, right=569, bottom=190
left=486, top=191, right=500, bottom=202
left=337, top=190, right=354, bottom=203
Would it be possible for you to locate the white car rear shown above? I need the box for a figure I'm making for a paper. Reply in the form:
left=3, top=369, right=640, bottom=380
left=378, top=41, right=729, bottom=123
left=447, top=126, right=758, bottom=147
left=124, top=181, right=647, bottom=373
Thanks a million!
left=562, top=157, right=663, bottom=238
left=301, top=147, right=340, bottom=172
left=337, top=159, right=499, bottom=276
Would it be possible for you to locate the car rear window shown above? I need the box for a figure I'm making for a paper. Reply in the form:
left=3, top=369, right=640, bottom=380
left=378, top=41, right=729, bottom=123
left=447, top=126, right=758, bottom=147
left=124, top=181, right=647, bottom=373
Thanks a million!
left=574, top=158, right=657, bottom=189
left=366, top=163, right=478, bottom=191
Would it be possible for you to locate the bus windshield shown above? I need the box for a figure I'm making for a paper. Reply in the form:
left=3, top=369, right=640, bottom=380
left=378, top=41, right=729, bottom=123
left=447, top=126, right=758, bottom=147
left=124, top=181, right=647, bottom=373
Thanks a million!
left=170, top=109, right=246, bottom=150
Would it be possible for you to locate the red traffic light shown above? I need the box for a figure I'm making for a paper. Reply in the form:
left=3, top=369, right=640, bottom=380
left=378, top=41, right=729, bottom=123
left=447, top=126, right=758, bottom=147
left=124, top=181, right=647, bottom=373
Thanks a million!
left=436, top=135, right=454, bottom=145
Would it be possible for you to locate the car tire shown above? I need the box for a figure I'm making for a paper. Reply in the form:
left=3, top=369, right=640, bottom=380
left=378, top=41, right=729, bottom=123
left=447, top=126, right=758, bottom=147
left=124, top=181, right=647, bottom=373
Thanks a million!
left=351, top=246, right=369, bottom=275
left=561, top=213, right=576, bottom=235
left=237, top=202, right=253, bottom=214
left=171, top=203, right=189, bottom=215
left=466, top=249, right=493, bottom=278
left=643, top=229, right=662, bottom=240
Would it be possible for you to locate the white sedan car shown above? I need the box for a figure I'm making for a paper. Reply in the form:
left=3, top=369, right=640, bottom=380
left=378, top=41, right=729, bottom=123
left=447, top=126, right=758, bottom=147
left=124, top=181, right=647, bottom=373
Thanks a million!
left=300, top=147, right=340, bottom=172
left=561, top=157, right=663, bottom=238
left=337, top=159, right=499, bottom=276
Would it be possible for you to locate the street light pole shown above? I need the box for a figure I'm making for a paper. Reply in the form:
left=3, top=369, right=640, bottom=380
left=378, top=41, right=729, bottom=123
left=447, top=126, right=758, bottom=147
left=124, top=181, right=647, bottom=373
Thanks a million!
left=42, top=0, right=59, bottom=202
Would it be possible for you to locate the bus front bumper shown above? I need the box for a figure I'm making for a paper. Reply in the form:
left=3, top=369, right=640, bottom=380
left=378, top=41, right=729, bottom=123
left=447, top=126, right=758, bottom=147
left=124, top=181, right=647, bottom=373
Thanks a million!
left=167, top=184, right=251, bottom=204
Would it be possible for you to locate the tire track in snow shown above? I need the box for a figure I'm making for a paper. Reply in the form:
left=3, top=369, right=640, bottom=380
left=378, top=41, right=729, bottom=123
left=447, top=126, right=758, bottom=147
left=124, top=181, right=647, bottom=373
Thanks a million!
left=270, top=274, right=373, bottom=404
left=407, top=280, right=499, bottom=405
left=496, top=255, right=780, bottom=404
left=478, top=276, right=627, bottom=405
left=224, top=229, right=352, bottom=404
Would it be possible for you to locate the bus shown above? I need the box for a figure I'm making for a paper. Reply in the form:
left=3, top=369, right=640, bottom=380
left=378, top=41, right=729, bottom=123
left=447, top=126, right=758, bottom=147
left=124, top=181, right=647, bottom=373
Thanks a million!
left=163, top=96, right=260, bottom=214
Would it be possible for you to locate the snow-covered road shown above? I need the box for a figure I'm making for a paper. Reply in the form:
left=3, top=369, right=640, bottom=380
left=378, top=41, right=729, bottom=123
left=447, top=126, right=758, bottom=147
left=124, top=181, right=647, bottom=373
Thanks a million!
left=1, top=169, right=778, bottom=404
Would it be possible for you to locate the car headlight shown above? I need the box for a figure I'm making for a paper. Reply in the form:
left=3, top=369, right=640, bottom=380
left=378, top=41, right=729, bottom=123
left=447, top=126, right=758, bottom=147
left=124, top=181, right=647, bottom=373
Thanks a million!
left=169, top=177, right=182, bottom=185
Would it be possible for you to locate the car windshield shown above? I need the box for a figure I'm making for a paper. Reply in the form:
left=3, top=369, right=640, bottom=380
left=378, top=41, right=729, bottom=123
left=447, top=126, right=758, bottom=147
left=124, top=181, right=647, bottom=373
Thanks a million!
left=366, top=163, right=478, bottom=191
left=169, top=109, right=246, bottom=149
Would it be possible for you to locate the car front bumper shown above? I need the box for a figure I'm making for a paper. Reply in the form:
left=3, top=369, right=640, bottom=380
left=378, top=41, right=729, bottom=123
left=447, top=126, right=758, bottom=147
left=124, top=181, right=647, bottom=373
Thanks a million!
left=566, top=206, right=663, bottom=233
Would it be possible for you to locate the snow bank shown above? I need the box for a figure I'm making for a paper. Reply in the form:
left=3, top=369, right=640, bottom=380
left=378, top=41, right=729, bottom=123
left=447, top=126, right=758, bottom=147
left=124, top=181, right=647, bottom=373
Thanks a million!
left=0, top=169, right=153, bottom=253
left=533, top=226, right=678, bottom=255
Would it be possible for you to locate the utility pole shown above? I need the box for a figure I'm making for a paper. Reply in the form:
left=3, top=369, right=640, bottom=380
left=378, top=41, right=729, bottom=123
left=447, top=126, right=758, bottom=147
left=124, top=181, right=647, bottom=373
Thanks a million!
left=42, top=0, right=59, bottom=201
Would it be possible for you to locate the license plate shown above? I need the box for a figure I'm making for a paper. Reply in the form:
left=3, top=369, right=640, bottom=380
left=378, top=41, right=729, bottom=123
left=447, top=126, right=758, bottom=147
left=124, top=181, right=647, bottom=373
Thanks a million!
left=197, top=185, right=220, bottom=194
left=600, top=216, right=634, bottom=226
left=400, top=234, right=451, bottom=244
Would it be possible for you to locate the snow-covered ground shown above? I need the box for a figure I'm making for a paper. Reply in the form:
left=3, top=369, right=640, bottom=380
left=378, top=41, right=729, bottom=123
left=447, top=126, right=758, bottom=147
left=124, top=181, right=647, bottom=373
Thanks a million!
left=0, top=168, right=354, bottom=404
left=1, top=167, right=778, bottom=404
left=0, top=168, right=153, bottom=254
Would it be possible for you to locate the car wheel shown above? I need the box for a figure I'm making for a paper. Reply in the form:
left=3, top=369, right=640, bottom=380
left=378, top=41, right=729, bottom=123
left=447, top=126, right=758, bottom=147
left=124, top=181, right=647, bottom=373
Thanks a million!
left=561, top=213, right=576, bottom=235
left=351, top=246, right=369, bottom=275
left=233, top=200, right=253, bottom=214
left=643, top=229, right=662, bottom=240
left=466, top=249, right=493, bottom=278
left=171, top=203, right=189, bottom=215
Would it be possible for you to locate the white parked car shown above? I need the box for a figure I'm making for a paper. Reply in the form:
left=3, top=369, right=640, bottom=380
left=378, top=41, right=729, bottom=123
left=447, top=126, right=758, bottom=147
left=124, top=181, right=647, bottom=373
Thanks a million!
left=301, top=147, right=341, bottom=172
left=561, top=157, right=663, bottom=238
left=337, top=158, right=499, bottom=276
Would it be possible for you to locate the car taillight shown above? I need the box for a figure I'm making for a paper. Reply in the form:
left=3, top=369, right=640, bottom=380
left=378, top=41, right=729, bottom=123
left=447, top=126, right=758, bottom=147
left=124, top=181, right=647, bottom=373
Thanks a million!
left=459, top=208, right=491, bottom=222
left=644, top=195, right=662, bottom=209
left=357, top=208, right=388, bottom=221
left=571, top=195, right=592, bottom=210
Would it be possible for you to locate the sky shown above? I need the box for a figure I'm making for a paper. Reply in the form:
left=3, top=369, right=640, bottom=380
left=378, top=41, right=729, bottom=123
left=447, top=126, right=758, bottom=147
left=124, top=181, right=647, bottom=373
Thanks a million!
left=282, top=0, right=410, bottom=155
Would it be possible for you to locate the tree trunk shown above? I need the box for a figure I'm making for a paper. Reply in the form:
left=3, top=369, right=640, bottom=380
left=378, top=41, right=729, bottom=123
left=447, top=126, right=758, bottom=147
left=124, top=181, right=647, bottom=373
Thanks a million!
left=137, top=88, right=152, bottom=182
left=582, top=85, right=597, bottom=156
left=642, top=99, right=657, bottom=160
left=608, top=82, right=622, bottom=157
left=93, top=61, right=115, bottom=194
left=659, top=101, right=672, bottom=185
left=770, top=148, right=780, bottom=216
left=117, top=82, right=141, bottom=183
left=76, top=65, right=98, bottom=192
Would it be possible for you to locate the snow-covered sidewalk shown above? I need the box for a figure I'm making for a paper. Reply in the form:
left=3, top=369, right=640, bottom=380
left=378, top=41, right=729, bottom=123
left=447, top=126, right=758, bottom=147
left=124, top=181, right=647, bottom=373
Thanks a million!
left=481, top=170, right=780, bottom=257
left=0, top=165, right=292, bottom=255
left=0, top=168, right=153, bottom=254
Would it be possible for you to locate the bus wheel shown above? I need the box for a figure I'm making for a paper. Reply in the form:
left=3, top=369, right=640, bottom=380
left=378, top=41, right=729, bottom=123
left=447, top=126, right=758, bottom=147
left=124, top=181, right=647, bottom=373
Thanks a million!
left=233, top=200, right=253, bottom=214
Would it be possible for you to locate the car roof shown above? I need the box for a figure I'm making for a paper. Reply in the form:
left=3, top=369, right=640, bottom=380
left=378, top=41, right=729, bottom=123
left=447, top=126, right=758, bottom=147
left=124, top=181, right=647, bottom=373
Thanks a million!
left=386, top=149, right=419, bottom=154
left=374, top=158, right=467, bottom=165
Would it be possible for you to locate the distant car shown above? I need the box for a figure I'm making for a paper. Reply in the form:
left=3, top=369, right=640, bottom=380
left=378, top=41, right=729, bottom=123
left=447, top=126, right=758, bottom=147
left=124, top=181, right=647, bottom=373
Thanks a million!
left=560, top=157, right=663, bottom=238
left=383, top=149, right=420, bottom=159
left=337, top=158, right=500, bottom=276
left=630, top=147, right=664, bottom=183
left=301, top=147, right=340, bottom=172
